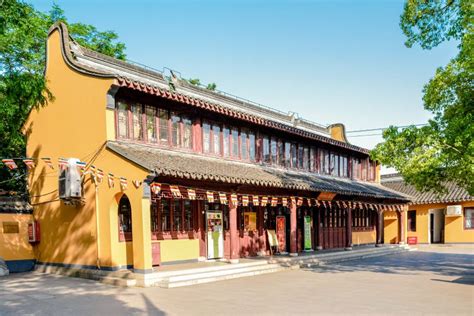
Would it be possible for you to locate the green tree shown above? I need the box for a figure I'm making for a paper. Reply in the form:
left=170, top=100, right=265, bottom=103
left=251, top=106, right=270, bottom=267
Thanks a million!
left=0, top=0, right=126, bottom=192
left=372, top=0, right=473, bottom=195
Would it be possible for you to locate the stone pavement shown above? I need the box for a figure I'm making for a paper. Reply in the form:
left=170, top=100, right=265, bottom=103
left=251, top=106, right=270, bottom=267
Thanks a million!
left=1, top=246, right=473, bottom=315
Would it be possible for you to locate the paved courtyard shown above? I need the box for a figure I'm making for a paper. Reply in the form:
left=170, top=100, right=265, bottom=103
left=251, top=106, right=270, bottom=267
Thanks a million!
left=1, top=246, right=473, bottom=315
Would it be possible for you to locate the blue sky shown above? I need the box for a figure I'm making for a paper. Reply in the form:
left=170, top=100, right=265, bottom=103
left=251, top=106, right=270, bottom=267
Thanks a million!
left=32, top=0, right=457, bottom=152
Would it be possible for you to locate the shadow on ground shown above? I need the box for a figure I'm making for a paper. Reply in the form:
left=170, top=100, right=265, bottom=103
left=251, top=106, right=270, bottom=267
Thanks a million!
left=302, top=251, right=474, bottom=284
left=0, top=272, right=165, bottom=316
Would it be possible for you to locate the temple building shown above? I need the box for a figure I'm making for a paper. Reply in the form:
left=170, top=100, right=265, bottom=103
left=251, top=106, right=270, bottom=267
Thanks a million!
left=16, top=23, right=410, bottom=282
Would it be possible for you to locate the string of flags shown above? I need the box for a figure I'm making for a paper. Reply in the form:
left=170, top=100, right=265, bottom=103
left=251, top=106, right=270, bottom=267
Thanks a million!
left=0, top=157, right=405, bottom=211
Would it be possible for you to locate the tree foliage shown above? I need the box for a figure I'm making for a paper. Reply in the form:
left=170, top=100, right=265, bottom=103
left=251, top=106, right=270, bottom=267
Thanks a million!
left=372, top=0, right=473, bottom=195
left=0, top=0, right=126, bottom=192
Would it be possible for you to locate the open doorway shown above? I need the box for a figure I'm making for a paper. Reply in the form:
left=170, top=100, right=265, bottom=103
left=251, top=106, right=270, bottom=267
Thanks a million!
left=429, top=209, right=445, bottom=244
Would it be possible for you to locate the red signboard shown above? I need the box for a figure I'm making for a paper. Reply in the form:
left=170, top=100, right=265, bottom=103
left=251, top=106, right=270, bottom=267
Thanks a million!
left=28, top=221, right=40, bottom=243
left=407, top=236, right=417, bottom=245
left=276, top=216, right=286, bottom=253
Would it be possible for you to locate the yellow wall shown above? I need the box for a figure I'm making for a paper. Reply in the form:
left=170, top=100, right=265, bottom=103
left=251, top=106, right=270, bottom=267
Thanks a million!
left=23, top=28, right=151, bottom=270
left=407, top=201, right=474, bottom=244
left=352, top=230, right=376, bottom=246
left=0, top=214, right=34, bottom=261
left=384, top=211, right=399, bottom=244
left=157, top=239, right=199, bottom=263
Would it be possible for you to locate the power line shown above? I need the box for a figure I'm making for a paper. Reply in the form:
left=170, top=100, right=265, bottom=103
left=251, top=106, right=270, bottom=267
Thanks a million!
left=347, top=133, right=383, bottom=138
left=347, top=123, right=428, bottom=133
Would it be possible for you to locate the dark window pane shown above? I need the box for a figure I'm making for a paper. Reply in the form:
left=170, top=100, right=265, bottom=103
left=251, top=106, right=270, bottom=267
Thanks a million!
left=131, top=104, right=143, bottom=140
left=323, top=150, right=330, bottom=174
left=158, top=109, right=169, bottom=145
left=241, top=130, right=248, bottom=160
left=249, top=132, right=256, bottom=161
left=118, top=196, right=132, bottom=233
left=182, top=116, right=193, bottom=149
left=184, top=200, right=193, bottom=231
left=298, top=145, right=304, bottom=169
left=303, top=146, right=309, bottom=170
left=291, top=143, right=297, bottom=168
left=145, top=105, right=156, bottom=143
left=117, top=101, right=129, bottom=138
left=232, top=128, right=239, bottom=157
left=161, top=199, right=171, bottom=231
left=285, top=142, right=291, bottom=167
left=213, top=124, right=221, bottom=155
left=171, top=113, right=180, bottom=147
left=173, top=200, right=182, bottom=231
left=278, top=140, right=285, bottom=167
left=271, top=138, right=278, bottom=164
left=203, top=122, right=211, bottom=153
left=408, top=210, right=416, bottom=232
left=223, top=127, right=230, bottom=157
left=310, top=147, right=316, bottom=172
left=263, top=136, right=270, bottom=163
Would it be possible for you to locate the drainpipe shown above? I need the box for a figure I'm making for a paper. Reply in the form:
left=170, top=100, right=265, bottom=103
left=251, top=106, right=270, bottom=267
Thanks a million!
left=95, top=183, right=101, bottom=269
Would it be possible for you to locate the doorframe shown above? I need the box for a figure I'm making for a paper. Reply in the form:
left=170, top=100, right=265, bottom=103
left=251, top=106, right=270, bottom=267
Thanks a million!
left=428, top=208, right=445, bottom=244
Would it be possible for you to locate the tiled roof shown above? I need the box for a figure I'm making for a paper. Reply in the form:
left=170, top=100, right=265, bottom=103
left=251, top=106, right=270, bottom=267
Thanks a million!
left=107, top=141, right=408, bottom=201
left=0, top=197, right=32, bottom=214
left=49, top=22, right=371, bottom=155
left=381, top=174, right=473, bottom=204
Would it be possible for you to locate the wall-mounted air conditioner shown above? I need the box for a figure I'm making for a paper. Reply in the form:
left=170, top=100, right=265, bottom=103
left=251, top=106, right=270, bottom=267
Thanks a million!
left=445, top=205, right=462, bottom=217
left=59, top=158, right=83, bottom=200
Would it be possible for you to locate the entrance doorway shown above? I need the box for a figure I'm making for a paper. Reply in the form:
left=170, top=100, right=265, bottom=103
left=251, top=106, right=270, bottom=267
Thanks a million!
left=206, top=210, right=224, bottom=259
left=429, top=209, right=445, bottom=244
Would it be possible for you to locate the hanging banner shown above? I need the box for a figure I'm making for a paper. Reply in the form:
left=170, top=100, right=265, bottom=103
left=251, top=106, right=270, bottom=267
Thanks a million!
left=132, top=180, right=142, bottom=189
left=96, top=169, right=104, bottom=184
left=290, top=197, right=296, bottom=206
left=276, top=216, right=287, bottom=253
left=151, top=183, right=161, bottom=195
left=187, top=188, right=196, bottom=200
left=243, top=212, right=257, bottom=231
left=206, top=191, right=215, bottom=203
left=170, top=185, right=181, bottom=198
left=108, top=173, right=115, bottom=188
left=230, top=193, right=238, bottom=206
left=252, top=195, right=259, bottom=206
left=261, top=196, right=268, bottom=206
left=58, top=158, right=68, bottom=171
left=297, top=198, right=303, bottom=206
left=22, top=159, right=35, bottom=170
left=219, top=192, right=227, bottom=205
left=119, top=177, right=127, bottom=190
left=41, top=157, right=54, bottom=169
left=241, top=195, right=249, bottom=206
left=76, top=161, right=87, bottom=174
left=282, top=197, right=288, bottom=207
left=304, top=215, right=312, bottom=251
left=2, top=159, right=18, bottom=170
left=270, top=197, right=278, bottom=207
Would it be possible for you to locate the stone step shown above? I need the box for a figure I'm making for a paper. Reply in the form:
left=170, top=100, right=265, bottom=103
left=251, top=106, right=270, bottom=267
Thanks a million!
left=156, top=263, right=291, bottom=288
left=301, top=247, right=409, bottom=268
left=154, top=260, right=269, bottom=279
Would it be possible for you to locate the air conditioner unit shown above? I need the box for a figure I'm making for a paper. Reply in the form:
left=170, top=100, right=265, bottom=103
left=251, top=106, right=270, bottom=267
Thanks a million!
left=59, top=158, right=83, bottom=200
left=445, top=205, right=462, bottom=217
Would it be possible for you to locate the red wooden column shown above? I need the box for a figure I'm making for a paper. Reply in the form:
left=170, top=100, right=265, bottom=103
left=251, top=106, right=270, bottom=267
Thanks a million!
left=376, top=210, right=384, bottom=247
left=345, top=206, right=353, bottom=250
left=399, top=207, right=407, bottom=244
left=316, top=206, right=323, bottom=250
left=229, top=197, right=239, bottom=263
left=290, top=199, right=298, bottom=256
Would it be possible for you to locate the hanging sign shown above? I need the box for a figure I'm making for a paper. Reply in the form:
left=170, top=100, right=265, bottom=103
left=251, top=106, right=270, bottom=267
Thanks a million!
left=41, top=157, right=54, bottom=169
left=108, top=173, right=115, bottom=188
left=230, top=193, right=238, bottom=206
left=276, top=216, right=287, bottom=253
left=206, top=191, right=215, bottom=203
left=317, top=192, right=336, bottom=201
left=151, top=183, right=161, bottom=195
left=119, top=177, right=128, bottom=190
left=252, top=195, right=259, bottom=206
left=170, top=185, right=181, bottom=198
left=2, top=159, right=18, bottom=170
left=304, top=216, right=312, bottom=251
left=22, top=159, right=35, bottom=170
left=187, top=188, right=196, bottom=200
left=96, top=169, right=104, bottom=184
left=219, top=193, right=227, bottom=205
left=242, top=195, right=249, bottom=206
